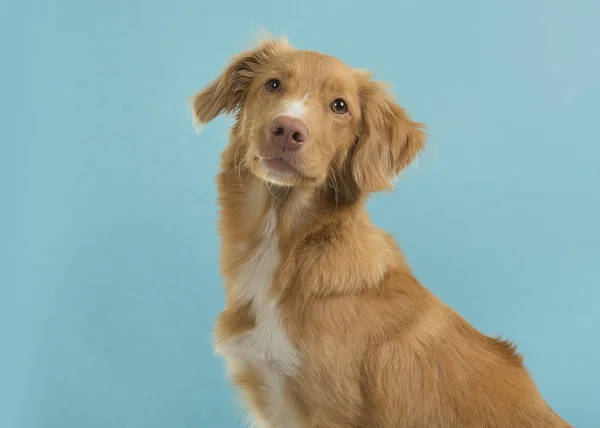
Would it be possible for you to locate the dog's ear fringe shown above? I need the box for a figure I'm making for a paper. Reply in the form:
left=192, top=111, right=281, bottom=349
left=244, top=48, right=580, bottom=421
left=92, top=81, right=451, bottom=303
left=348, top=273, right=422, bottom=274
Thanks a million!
left=351, top=79, right=426, bottom=193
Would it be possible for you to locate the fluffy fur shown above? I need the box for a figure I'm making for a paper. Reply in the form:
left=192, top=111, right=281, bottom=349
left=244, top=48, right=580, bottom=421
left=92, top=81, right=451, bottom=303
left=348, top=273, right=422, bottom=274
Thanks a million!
left=191, top=35, right=569, bottom=427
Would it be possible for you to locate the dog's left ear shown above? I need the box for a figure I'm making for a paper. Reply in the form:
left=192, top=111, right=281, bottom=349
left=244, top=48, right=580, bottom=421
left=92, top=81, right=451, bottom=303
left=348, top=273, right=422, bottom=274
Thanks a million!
left=351, top=78, right=426, bottom=193
left=190, top=36, right=291, bottom=128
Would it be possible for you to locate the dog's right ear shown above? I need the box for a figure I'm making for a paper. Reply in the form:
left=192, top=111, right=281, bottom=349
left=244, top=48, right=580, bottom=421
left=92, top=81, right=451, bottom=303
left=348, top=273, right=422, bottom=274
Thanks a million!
left=190, top=36, right=291, bottom=130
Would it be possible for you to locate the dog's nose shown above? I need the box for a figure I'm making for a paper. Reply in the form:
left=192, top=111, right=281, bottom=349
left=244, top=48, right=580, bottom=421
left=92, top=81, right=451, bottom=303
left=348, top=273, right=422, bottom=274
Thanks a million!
left=269, top=116, right=309, bottom=152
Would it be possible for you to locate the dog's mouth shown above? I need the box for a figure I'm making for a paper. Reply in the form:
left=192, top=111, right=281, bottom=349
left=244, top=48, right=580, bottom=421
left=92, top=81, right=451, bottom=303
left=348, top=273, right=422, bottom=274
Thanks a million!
left=263, top=157, right=299, bottom=174
left=255, top=156, right=317, bottom=185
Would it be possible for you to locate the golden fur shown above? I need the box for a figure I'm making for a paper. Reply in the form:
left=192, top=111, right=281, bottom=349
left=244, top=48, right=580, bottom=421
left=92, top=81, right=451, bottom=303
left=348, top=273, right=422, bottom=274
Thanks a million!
left=192, top=35, right=569, bottom=427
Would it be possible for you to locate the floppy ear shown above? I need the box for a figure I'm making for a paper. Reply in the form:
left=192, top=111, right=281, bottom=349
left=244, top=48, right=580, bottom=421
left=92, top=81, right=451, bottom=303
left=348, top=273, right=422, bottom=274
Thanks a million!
left=352, top=79, right=426, bottom=193
left=190, top=36, right=291, bottom=129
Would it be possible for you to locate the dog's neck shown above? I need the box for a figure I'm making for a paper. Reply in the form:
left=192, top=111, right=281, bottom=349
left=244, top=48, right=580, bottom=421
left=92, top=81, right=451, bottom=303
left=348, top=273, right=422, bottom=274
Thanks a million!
left=218, top=158, right=403, bottom=302
left=264, top=177, right=368, bottom=241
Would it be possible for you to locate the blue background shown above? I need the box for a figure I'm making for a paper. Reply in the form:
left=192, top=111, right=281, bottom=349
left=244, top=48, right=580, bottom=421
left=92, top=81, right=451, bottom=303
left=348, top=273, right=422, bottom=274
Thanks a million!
left=3, top=0, right=599, bottom=427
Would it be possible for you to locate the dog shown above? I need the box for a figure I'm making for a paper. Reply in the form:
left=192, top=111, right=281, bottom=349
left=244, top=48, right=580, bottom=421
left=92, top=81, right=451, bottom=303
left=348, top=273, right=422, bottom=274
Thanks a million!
left=191, top=35, right=570, bottom=427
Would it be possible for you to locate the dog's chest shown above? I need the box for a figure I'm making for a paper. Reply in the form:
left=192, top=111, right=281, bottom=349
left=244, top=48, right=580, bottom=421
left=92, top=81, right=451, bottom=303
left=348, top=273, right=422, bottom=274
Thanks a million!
left=217, top=208, right=300, bottom=426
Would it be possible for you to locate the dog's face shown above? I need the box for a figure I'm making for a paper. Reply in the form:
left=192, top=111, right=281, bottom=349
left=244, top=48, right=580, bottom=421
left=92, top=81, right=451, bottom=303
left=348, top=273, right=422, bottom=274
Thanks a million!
left=192, top=37, right=425, bottom=195
left=238, top=50, right=361, bottom=187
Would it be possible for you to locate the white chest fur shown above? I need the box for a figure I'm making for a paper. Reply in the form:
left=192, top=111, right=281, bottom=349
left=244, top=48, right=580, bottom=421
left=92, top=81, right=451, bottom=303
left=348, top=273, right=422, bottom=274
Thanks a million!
left=216, top=207, right=300, bottom=427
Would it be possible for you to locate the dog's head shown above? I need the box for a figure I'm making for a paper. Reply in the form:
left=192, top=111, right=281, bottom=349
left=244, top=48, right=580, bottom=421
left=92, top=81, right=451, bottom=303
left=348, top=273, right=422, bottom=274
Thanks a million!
left=192, top=36, right=425, bottom=196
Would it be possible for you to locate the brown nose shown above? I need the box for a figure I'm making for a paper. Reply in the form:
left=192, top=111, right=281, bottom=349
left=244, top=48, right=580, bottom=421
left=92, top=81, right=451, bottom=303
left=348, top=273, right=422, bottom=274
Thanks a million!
left=269, top=116, right=309, bottom=152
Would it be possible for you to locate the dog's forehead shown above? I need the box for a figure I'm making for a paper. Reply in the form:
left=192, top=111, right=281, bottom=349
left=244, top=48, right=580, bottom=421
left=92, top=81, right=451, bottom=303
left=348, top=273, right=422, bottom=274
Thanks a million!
left=273, top=50, right=357, bottom=88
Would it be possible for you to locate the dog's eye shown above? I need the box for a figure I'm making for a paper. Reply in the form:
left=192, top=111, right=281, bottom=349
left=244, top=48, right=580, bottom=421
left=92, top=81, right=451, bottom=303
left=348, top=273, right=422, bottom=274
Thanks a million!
left=265, top=79, right=282, bottom=93
left=331, top=99, right=348, bottom=114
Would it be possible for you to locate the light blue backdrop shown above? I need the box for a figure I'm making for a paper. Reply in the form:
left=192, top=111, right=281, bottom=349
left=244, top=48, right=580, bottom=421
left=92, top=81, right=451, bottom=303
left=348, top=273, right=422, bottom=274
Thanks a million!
left=3, top=0, right=599, bottom=427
